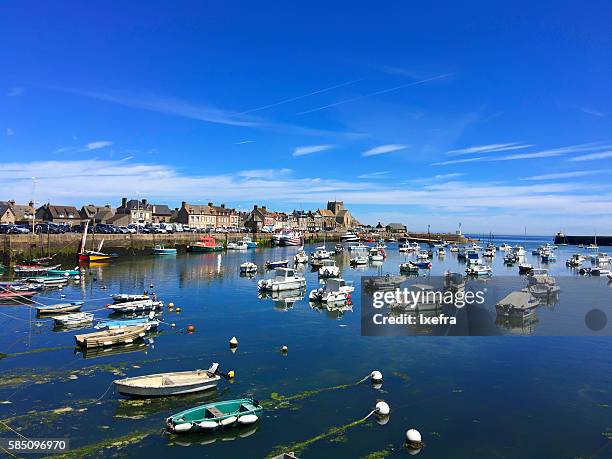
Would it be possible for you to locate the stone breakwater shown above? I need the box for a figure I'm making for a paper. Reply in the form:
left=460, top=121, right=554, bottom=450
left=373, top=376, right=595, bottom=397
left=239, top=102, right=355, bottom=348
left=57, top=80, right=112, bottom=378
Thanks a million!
left=0, top=231, right=470, bottom=265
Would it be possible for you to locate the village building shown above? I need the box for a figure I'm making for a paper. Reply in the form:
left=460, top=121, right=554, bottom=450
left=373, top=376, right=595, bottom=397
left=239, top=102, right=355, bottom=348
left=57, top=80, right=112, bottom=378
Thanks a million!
left=244, top=205, right=276, bottom=232
left=80, top=204, right=116, bottom=224
left=0, top=203, right=16, bottom=224
left=386, top=222, right=407, bottom=233
left=152, top=204, right=173, bottom=223
left=35, top=203, right=82, bottom=225
left=109, top=198, right=153, bottom=226
left=1, top=200, right=36, bottom=225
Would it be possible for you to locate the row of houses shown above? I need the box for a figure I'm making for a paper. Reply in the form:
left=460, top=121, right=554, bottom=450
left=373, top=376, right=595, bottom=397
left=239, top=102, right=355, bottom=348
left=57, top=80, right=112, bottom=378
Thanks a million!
left=0, top=198, right=364, bottom=232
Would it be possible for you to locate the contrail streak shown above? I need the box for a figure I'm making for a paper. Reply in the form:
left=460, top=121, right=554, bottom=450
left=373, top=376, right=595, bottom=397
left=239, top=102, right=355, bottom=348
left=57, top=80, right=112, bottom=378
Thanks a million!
left=296, top=73, right=452, bottom=115
left=237, top=78, right=364, bottom=115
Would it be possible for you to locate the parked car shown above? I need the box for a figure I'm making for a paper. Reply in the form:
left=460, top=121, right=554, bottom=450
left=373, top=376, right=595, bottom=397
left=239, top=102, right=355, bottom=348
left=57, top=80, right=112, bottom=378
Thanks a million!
left=8, top=224, right=31, bottom=234
left=35, top=222, right=62, bottom=234
left=92, top=224, right=116, bottom=234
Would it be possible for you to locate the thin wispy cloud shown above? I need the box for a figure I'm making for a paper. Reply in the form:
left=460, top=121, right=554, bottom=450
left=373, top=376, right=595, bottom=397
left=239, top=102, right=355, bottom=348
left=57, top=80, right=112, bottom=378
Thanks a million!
left=568, top=150, right=612, bottom=162
left=238, top=168, right=292, bottom=178
left=447, top=142, right=532, bottom=156
left=85, top=141, right=113, bottom=151
left=362, top=144, right=407, bottom=157
left=296, top=73, right=451, bottom=115
left=433, top=143, right=611, bottom=166
left=293, top=145, right=334, bottom=157
left=407, top=173, right=465, bottom=184
left=6, top=128, right=14, bottom=137
left=581, top=107, right=604, bottom=117
left=357, top=171, right=390, bottom=179
left=234, top=140, right=255, bottom=145
left=521, top=170, right=612, bottom=180
left=237, top=78, right=363, bottom=115
left=7, top=87, right=24, bottom=97
left=58, top=88, right=362, bottom=139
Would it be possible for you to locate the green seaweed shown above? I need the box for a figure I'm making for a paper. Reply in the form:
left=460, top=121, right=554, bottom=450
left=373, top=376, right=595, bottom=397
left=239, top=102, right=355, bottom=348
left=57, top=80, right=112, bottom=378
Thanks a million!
left=264, top=380, right=359, bottom=410
left=266, top=415, right=370, bottom=457
left=49, top=430, right=155, bottom=458
left=360, top=444, right=394, bottom=459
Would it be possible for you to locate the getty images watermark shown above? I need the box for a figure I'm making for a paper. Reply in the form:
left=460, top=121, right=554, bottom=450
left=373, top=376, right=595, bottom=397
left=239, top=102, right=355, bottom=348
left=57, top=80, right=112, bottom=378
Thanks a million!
left=371, top=287, right=485, bottom=326
left=360, top=275, right=611, bottom=336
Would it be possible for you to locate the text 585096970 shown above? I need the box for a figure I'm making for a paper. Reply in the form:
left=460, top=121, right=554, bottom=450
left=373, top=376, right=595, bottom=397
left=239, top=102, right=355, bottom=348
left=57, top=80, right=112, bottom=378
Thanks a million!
left=0, top=438, right=69, bottom=454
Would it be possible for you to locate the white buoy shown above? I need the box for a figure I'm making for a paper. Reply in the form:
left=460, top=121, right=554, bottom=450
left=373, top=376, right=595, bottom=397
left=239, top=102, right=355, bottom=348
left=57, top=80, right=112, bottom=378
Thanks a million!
left=371, top=370, right=383, bottom=383
left=171, top=323, right=176, bottom=328
left=405, top=429, right=423, bottom=450
left=281, top=345, right=288, bottom=353
left=375, top=400, right=390, bottom=416
left=229, top=336, right=238, bottom=347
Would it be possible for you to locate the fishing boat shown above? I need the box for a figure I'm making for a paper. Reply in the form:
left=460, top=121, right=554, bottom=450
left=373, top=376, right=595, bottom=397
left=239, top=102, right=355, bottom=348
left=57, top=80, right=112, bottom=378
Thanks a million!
left=187, top=236, right=223, bottom=253
left=350, top=255, right=368, bottom=266
left=416, top=249, right=430, bottom=260
left=78, top=229, right=118, bottom=263
left=14, top=264, right=61, bottom=275
left=112, top=293, right=150, bottom=303
left=318, top=259, right=340, bottom=278
left=152, top=244, right=177, bottom=255
left=279, top=231, right=302, bottom=247
left=227, top=240, right=249, bottom=250
left=36, top=301, right=84, bottom=315
left=114, top=363, right=223, bottom=397
left=294, top=250, right=308, bottom=264
left=592, top=252, right=611, bottom=264
left=518, top=263, right=533, bottom=274
left=46, top=268, right=81, bottom=277
left=540, top=249, right=557, bottom=263
left=0, top=290, right=37, bottom=302
left=239, top=262, right=258, bottom=274
left=264, top=259, right=289, bottom=269
left=340, top=232, right=359, bottom=243
left=74, top=324, right=149, bottom=348
left=107, top=299, right=164, bottom=313
left=242, top=236, right=258, bottom=248
left=398, top=242, right=411, bottom=253
left=309, top=278, right=354, bottom=303
left=166, top=398, right=263, bottom=433
left=347, top=242, right=368, bottom=252
left=369, top=248, right=386, bottom=262
left=409, top=260, right=432, bottom=269
left=311, top=246, right=331, bottom=260
left=496, top=291, right=539, bottom=319
left=466, top=265, right=492, bottom=276
left=257, top=268, right=306, bottom=292
left=503, top=252, right=518, bottom=264
left=399, top=261, right=420, bottom=273
left=483, top=246, right=496, bottom=257
left=466, top=250, right=481, bottom=266
left=499, top=243, right=513, bottom=251
left=566, top=253, right=584, bottom=267
left=53, top=312, right=94, bottom=327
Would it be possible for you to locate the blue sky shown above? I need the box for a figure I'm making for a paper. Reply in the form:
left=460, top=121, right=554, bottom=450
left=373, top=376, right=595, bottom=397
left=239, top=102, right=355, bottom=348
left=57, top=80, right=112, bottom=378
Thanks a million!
left=1, top=1, right=612, bottom=234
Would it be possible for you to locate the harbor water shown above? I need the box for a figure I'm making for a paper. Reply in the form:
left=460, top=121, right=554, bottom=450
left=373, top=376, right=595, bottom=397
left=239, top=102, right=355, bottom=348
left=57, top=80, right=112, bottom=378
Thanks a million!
left=0, top=236, right=611, bottom=458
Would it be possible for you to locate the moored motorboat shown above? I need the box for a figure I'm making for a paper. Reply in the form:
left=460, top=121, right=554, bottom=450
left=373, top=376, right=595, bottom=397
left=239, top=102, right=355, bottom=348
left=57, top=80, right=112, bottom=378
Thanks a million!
left=368, top=248, right=386, bottom=262
left=496, top=291, right=539, bottom=318
left=166, top=398, right=263, bottom=433
left=227, top=240, right=249, bottom=250
left=318, top=259, right=340, bottom=278
left=399, top=261, right=420, bottom=273
left=242, top=236, right=258, bottom=248
left=96, top=312, right=160, bottom=330
left=187, top=236, right=223, bottom=253
left=152, top=244, right=177, bottom=255
left=53, top=312, right=94, bottom=327
left=114, top=363, right=223, bottom=397
left=309, top=278, right=354, bottom=303
left=294, top=250, right=308, bottom=264
left=107, top=300, right=164, bottom=313
left=350, top=255, right=368, bottom=266
left=334, top=243, right=344, bottom=253
left=240, top=262, right=258, bottom=274
left=466, top=264, right=492, bottom=276
left=112, top=293, right=150, bottom=303
left=518, top=263, right=533, bottom=274
left=257, top=268, right=306, bottom=292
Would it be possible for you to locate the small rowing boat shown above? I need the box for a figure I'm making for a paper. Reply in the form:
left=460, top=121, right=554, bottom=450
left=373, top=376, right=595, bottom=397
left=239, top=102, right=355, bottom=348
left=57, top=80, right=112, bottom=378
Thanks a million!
left=0, top=290, right=37, bottom=302
left=37, top=301, right=85, bottom=315
left=166, top=398, right=262, bottom=433
left=46, top=268, right=81, bottom=277
left=96, top=312, right=159, bottom=330
left=152, top=244, right=177, bottom=255
left=14, top=264, right=61, bottom=275
left=74, top=325, right=149, bottom=348
left=265, top=260, right=289, bottom=269
left=26, top=276, right=69, bottom=286
left=114, top=363, right=222, bottom=397
left=53, top=312, right=94, bottom=327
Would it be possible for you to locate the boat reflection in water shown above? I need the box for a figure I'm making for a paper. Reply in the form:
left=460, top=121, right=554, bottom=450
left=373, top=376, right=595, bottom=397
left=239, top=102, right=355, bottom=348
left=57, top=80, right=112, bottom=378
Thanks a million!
left=258, top=289, right=305, bottom=310
left=170, top=424, right=259, bottom=447
left=74, top=335, right=157, bottom=359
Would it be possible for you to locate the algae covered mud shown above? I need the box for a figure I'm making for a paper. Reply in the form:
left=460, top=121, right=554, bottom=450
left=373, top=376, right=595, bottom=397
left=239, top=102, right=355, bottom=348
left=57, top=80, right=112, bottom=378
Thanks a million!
left=0, top=239, right=611, bottom=458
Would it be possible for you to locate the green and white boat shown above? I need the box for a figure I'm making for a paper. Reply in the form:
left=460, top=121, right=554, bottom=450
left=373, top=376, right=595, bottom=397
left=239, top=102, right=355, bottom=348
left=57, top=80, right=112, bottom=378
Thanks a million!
left=47, top=268, right=81, bottom=277
left=166, top=398, right=262, bottom=433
